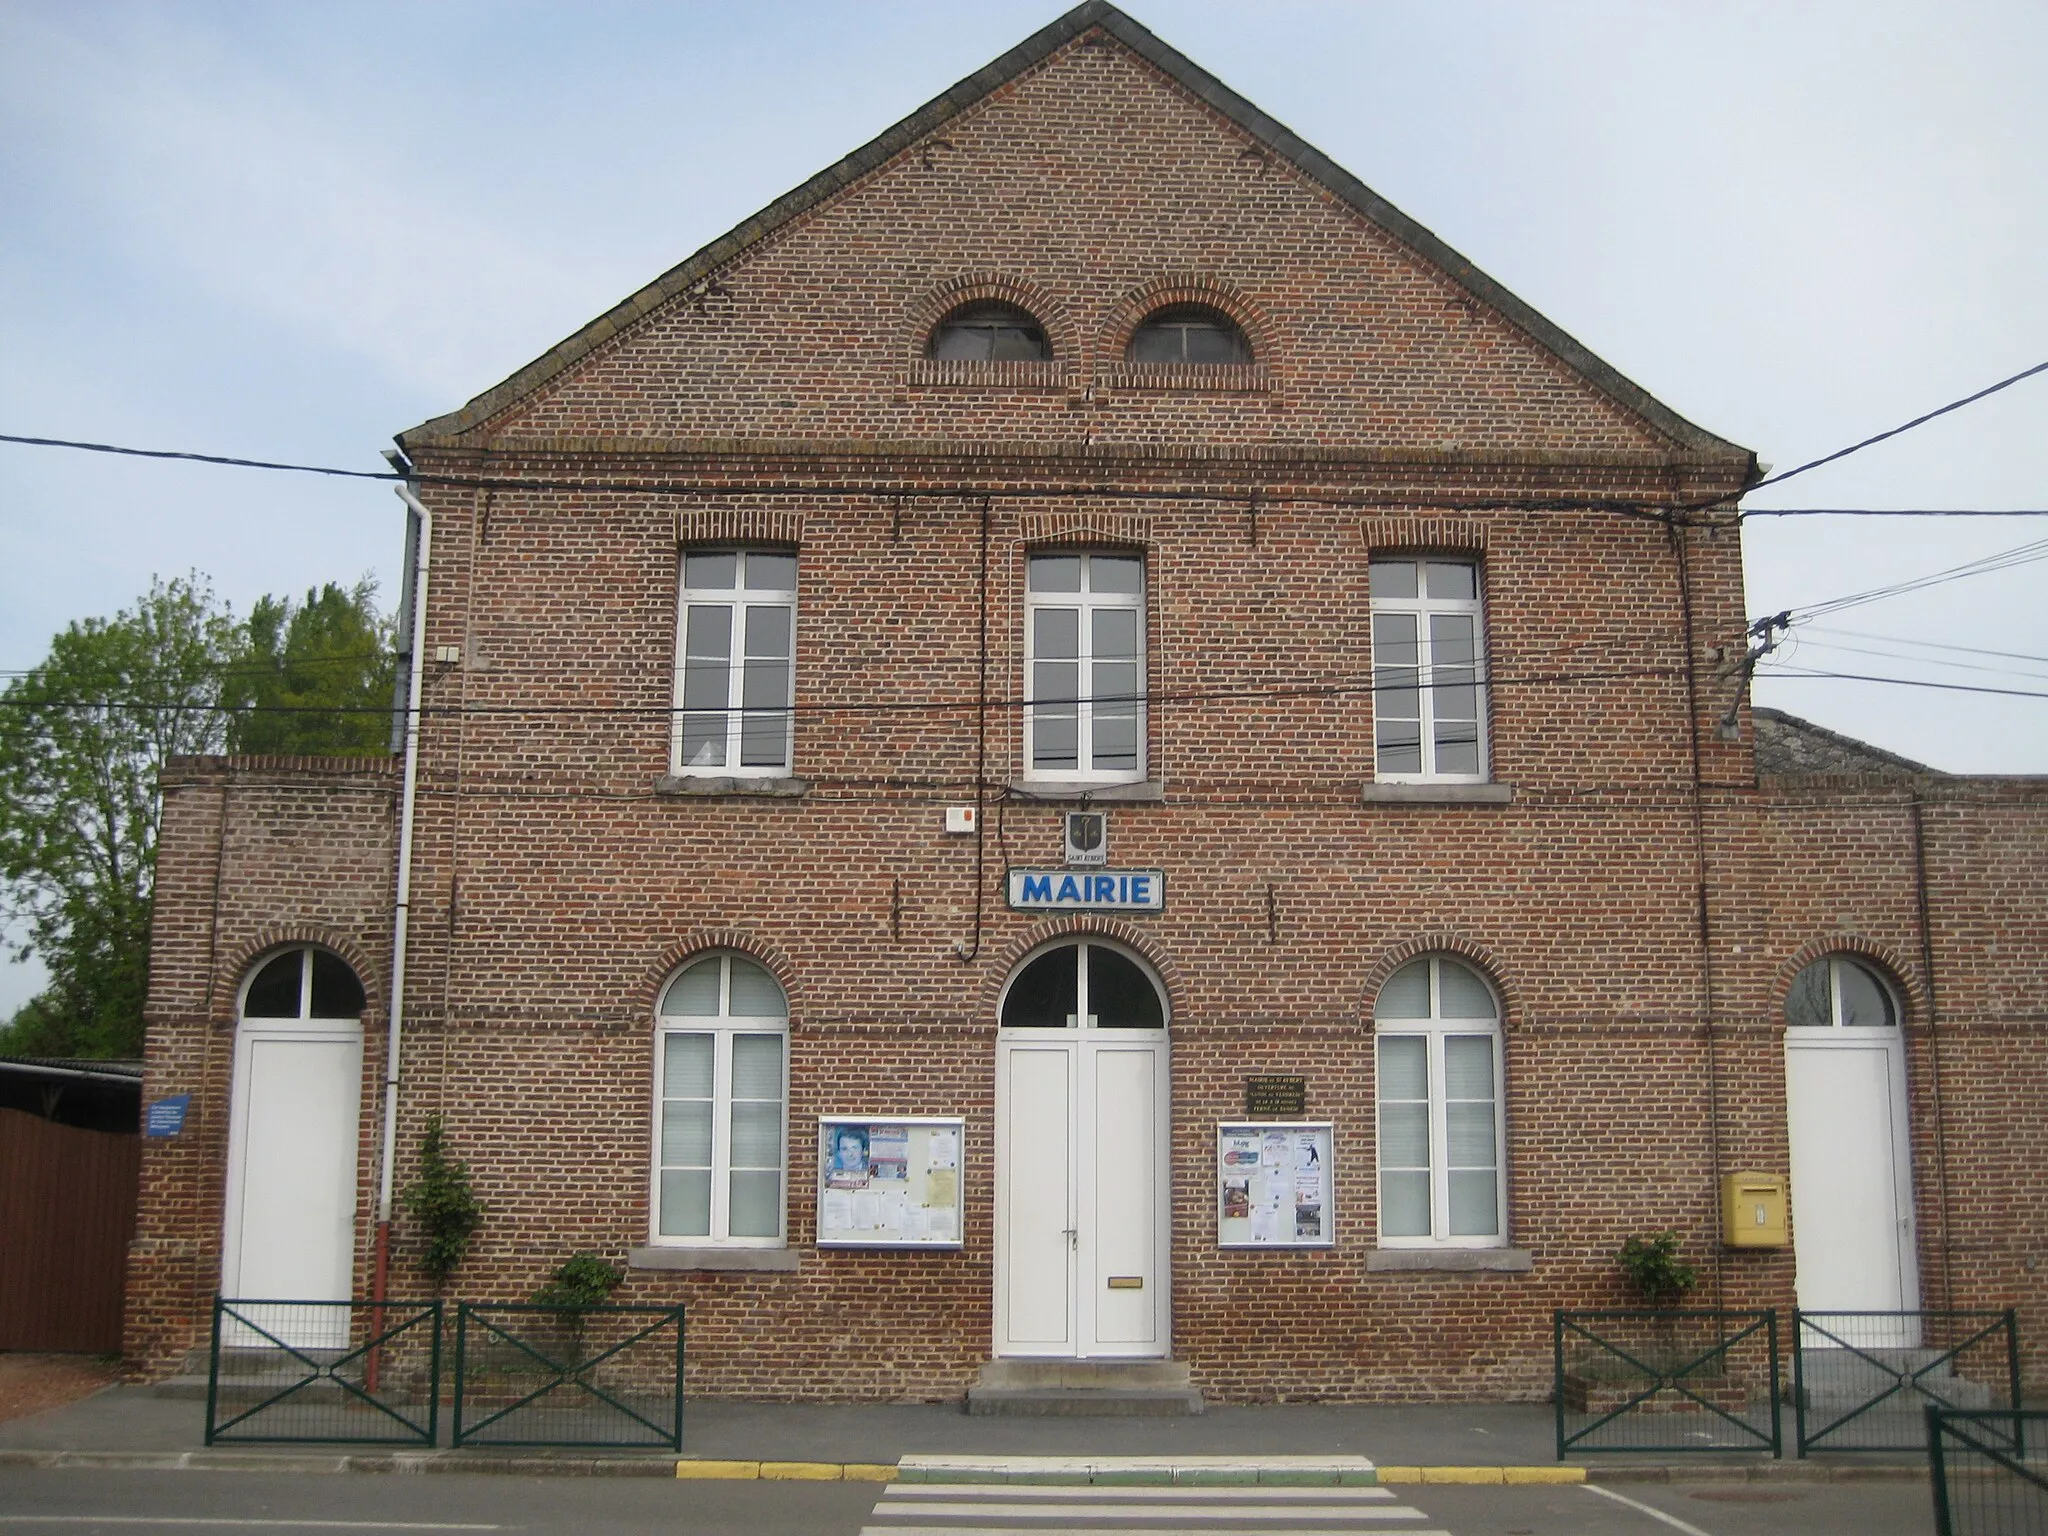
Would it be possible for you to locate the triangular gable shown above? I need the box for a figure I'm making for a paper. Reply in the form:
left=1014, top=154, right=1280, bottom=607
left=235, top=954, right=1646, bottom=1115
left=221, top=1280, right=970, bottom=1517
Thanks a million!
left=400, top=1, right=1747, bottom=464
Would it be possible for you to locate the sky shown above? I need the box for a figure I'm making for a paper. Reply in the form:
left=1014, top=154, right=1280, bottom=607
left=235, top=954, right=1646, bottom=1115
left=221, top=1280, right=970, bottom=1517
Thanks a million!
left=1, top=1, right=2044, bottom=1014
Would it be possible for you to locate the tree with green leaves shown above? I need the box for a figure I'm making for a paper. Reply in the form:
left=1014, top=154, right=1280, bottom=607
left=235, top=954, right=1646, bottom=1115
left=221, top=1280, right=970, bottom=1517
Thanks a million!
left=224, top=580, right=396, bottom=757
left=0, top=576, right=236, bottom=1058
left=1, top=574, right=397, bottom=1058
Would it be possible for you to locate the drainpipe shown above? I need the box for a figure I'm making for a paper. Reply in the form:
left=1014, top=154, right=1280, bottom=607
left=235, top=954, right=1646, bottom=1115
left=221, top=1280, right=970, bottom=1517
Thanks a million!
left=371, top=474, right=433, bottom=1328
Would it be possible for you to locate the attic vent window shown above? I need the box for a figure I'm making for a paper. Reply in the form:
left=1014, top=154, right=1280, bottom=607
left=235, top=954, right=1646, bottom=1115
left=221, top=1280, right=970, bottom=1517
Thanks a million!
left=928, top=302, right=1052, bottom=362
left=1128, top=305, right=1250, bottom=365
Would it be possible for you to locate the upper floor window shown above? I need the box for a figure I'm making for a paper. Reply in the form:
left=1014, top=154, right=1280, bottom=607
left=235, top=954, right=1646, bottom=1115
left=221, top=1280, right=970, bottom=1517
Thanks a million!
left=1375, top=955, right=1505, bottom=1248
left=1371, top=558, right=1487, bottom=782
left=928, top=302, right=1052, bottom=361
left=653, top=952, right=789, bottom=1246
left=1127, top=304, right=1251, bottom=365
left=1786, top=955, right=1898, bottom=1028
left=673, top=550, right=796, bottom=777
left=1024, top=552, right=1144, bottom=784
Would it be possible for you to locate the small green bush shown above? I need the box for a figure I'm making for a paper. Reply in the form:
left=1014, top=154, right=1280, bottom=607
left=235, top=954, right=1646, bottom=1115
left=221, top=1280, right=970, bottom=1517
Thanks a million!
left=533, top=1252, right=624, bottom=1311
left=1617, top=1231, right=1697, bottom=1304
left=401, top=1113, right=483, bottom=1286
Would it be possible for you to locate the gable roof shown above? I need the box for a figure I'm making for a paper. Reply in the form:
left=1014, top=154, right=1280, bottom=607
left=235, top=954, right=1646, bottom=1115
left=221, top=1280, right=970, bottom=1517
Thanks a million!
left=400, top=1, right=1752, bottom=466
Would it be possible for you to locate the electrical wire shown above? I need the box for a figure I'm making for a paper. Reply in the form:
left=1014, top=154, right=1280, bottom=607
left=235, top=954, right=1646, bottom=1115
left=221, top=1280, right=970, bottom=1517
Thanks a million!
left=1784, top=534, right=2048, bottom=622
left=1757, top=663, right=2048, bottom=703
left=1798, top=624, right=2048, bottom=668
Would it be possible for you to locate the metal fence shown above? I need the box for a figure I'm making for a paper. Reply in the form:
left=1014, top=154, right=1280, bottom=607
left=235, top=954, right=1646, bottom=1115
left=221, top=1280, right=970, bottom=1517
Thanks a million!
left=1555, top=1310, right=1781, bottom=1458
left=1929, top=1409, right=2048, bottom=1535
left=1796, top=1309, right=2020, bottom=1455
left=205, top=1298, right=441, bottom=1445
left=452, top=1303, right=684, bottom=1449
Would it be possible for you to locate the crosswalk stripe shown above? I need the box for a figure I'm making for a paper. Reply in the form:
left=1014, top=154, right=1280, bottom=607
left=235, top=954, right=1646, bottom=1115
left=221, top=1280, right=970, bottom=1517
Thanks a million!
left=882, top=1485, right=1399, bottom=1501
left=872, top=1501, right=1425, bottom=1520
left=860, top=1528, right=1453, bottom=1536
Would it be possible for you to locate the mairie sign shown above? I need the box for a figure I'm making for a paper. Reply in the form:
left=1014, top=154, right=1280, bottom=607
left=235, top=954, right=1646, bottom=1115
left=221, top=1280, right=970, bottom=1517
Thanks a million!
left=1007, top=867, right=1164, bottom=912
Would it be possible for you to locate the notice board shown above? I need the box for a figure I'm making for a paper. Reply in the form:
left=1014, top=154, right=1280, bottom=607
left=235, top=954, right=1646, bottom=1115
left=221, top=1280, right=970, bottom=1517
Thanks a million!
left=1216, top=1122, right=1334, bottom=1248
left=816, top=1116, right=965, bottom=1248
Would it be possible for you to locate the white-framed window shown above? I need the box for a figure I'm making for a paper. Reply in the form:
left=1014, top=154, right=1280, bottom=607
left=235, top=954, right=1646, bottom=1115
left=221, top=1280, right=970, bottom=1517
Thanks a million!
left=1024, top=551, right=1145, bottom=784
left=651, top=952, right=788, bottom=1246
left=1785, top=955, right=1899, bottom=1029
left=672, top=550, right=796, bottom=776
left=1374, top=955, right=1506, bottom=1247
left=1370, top=558, right=1487, bottom=781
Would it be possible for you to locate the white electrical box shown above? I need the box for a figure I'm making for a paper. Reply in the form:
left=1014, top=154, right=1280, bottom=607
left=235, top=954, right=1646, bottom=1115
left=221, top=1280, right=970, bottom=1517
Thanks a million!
left=433, top=645, right=462, bottom=665
left=944, top=806, right=978, bottom=835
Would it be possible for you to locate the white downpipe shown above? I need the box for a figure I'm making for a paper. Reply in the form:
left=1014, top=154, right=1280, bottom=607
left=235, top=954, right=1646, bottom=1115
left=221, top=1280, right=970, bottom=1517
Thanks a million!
left=377, top=483, right=432, bottom=1228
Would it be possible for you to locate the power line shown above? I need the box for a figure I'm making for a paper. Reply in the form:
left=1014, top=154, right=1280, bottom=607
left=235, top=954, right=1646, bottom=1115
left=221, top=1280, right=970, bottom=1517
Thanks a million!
left=1758, top=664, right=2048, bottom=704
left=1740, top=357, right=2048, bottom=494
left=1798, top=624, right=2048, bottom=668
left=1787, top=534, right=2048, bottom=622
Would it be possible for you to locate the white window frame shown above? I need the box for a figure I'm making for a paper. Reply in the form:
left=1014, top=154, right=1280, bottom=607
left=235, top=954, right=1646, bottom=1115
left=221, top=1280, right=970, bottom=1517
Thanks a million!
left=1374, top=956, right=1507, bottom=1249
left=1369, top=557, right=1489, bottom=783
left=1023, top=551, right=1147, bottom=786
left=1785, top=955, right=1901, bottom=1029
left=671, top=549, right=797, bottom=778
left=649, top=953, right=789, bottom=1249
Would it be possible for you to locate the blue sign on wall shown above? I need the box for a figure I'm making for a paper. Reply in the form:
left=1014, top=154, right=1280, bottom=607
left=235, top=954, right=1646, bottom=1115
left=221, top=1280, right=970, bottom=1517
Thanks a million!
left=144, top=1094, right=191, bottom=1138
left=1006, top=868, right=1165, bottom=913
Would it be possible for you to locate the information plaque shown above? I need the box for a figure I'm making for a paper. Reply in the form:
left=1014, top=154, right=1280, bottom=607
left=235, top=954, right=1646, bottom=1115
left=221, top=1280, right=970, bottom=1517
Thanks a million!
left=1216, top=1122, right=1335, bottom=1249
left=1243, top=1075, right=1306, bottom=1117
left=816, top=1116, right=965, bottom=1249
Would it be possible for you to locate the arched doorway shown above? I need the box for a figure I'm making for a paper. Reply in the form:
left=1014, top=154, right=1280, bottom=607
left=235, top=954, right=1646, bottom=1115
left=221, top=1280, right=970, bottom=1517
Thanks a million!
left=220, top=946, right=366, bottom=1346
left=1783, top=955, right=1919, bottom=1342
left=993, top=938, right=1170, bottom=1359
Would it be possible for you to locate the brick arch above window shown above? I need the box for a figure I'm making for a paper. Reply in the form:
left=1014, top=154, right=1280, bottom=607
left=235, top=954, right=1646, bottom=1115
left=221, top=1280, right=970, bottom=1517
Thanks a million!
left=979, top=917, right=1184, bottom=1023
left=1017, top=509, right=1153, bottom=548
left=216, top=928, right=382, bottom=1028
left=1360, top=934, right=1519, bottom=1030
left=1775, top=934, right=1924, bottom=1026
left=905, top=273, right=1074, bottom=388
left=636, top=930, right=802, bottom=1023
left=1105, top=276, right=1261, bottom=372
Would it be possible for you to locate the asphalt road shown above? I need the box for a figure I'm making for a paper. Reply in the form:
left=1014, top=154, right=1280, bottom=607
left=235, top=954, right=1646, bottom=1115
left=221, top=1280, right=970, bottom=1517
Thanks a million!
left=0, top=1468, right=1941, bottom=1535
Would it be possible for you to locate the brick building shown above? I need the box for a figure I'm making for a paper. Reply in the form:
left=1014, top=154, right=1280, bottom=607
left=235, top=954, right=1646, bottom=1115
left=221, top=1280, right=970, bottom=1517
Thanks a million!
left=129, top=3, right=2047, bottom=1402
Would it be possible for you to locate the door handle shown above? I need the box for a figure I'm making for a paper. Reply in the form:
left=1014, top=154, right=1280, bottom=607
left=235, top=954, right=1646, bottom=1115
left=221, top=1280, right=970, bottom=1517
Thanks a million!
left=1063, top=1227, right=1078, bottom=1249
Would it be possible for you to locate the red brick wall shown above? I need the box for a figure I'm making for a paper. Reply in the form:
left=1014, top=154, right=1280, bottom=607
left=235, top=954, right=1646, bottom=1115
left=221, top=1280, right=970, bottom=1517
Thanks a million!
left=129, top=23, right=2048, bottom=1399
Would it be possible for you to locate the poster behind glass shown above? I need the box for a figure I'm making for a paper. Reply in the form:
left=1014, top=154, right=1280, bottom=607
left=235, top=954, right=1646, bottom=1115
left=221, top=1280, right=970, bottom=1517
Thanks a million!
left=1217, top=1122, right=1334, bottom=1248
left=816, top=1116, right=965, bottom=1248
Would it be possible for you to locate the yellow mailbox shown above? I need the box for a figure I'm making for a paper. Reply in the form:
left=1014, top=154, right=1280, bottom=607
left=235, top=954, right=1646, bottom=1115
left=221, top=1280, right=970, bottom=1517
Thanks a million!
left=1720, top=1172, right=1788, bottom=1248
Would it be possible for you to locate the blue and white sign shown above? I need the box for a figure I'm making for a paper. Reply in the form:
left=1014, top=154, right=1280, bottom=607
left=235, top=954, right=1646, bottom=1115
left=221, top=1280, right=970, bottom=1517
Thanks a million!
left=144, top=1094, right=191, bottom=1139
left=1007, top=868, right=1165, bottom=913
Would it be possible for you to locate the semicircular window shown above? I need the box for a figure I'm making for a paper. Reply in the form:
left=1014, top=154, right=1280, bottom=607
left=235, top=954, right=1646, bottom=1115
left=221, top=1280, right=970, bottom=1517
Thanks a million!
left=241, top=946, right=366, bottom=1020
left=1127, top=304, right=1251, bottom=365
left=927, top=301, right=1052, bottom=362
left=1785, top=955, right=1898, bottom=1028
left=1001, top=939, right=1165, bottom=1029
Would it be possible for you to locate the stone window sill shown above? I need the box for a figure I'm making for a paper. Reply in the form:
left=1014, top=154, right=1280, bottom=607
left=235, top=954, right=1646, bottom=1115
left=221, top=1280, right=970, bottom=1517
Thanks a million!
left=656, top=775, right=812, bottom=799
left=1360, top=782, right=1515, bottom=805
left=1006, top=778, right=1166, bottom=804
left=628, top=1246, right=801, bottom=1272
left=1366, top=1247, right=1532, bottom=1273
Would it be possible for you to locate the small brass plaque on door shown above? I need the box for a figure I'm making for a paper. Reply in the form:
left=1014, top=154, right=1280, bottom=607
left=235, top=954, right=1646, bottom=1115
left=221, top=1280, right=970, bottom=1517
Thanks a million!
left=1106, top=1276, right=1144, bottom=1290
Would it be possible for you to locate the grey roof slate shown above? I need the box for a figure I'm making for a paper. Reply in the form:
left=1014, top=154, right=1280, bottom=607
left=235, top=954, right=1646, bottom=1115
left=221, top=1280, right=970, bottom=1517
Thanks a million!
left=1752, top=707, right=1942, bottom=778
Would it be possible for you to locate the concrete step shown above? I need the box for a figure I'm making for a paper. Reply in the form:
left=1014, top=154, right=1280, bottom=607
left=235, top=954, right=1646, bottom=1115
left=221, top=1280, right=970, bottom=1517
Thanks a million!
left=964, top=1359, right=1205, bottom=1417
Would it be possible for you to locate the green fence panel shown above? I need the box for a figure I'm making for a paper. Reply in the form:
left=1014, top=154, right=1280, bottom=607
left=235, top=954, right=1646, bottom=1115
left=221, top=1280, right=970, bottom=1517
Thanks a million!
left=452, top=1303, right=684, bottom=1449
left=1555, top=1309, right=1780, bottom=1458
left=205, top=1297, right=440, bottom=1445
left=1928, top=1408, right=2046, bottom=1536
left=1796, top=1309, right=2019, bottom=1455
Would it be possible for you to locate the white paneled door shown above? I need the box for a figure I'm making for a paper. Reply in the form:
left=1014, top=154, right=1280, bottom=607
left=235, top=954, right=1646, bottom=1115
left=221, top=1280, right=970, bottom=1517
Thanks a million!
left=220, top=1017, right=363, bottom=1348
left=994, top=1029, right=1170, bottom=1358
left=1785, top=1028, right=1919, bottom=1344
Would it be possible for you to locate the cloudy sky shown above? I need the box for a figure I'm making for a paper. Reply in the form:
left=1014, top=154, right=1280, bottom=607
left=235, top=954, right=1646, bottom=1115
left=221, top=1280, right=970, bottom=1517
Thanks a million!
left=2, top=1, right=2044, bottom=1012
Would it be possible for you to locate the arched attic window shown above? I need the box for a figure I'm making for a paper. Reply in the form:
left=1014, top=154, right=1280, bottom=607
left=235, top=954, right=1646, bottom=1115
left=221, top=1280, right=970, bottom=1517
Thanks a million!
left=1127, top=304, right=1251, bottom=365
left=927, top=301, right=1053, bottom=362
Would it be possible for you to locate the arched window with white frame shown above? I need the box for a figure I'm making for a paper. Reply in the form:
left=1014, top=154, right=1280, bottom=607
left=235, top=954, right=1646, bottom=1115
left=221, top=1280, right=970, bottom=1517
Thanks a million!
left=651, top=952, right=789, bottom=1247
left=1373, top=954, right=1506, bottom=1248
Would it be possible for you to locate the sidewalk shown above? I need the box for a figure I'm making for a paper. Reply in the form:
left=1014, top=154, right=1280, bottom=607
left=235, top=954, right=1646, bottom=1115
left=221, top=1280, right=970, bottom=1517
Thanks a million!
left=0, top=1385, right=1921, bottom=1484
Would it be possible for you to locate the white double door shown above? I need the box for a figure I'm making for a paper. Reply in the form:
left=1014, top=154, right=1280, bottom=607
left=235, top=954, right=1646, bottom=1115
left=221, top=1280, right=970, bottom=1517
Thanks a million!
left=1784, top=1027, right=1920, bottom=1339
left=994, top=1030, right=1170, bottom=1358
left=220, top=1017, right=364, bottom=1347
